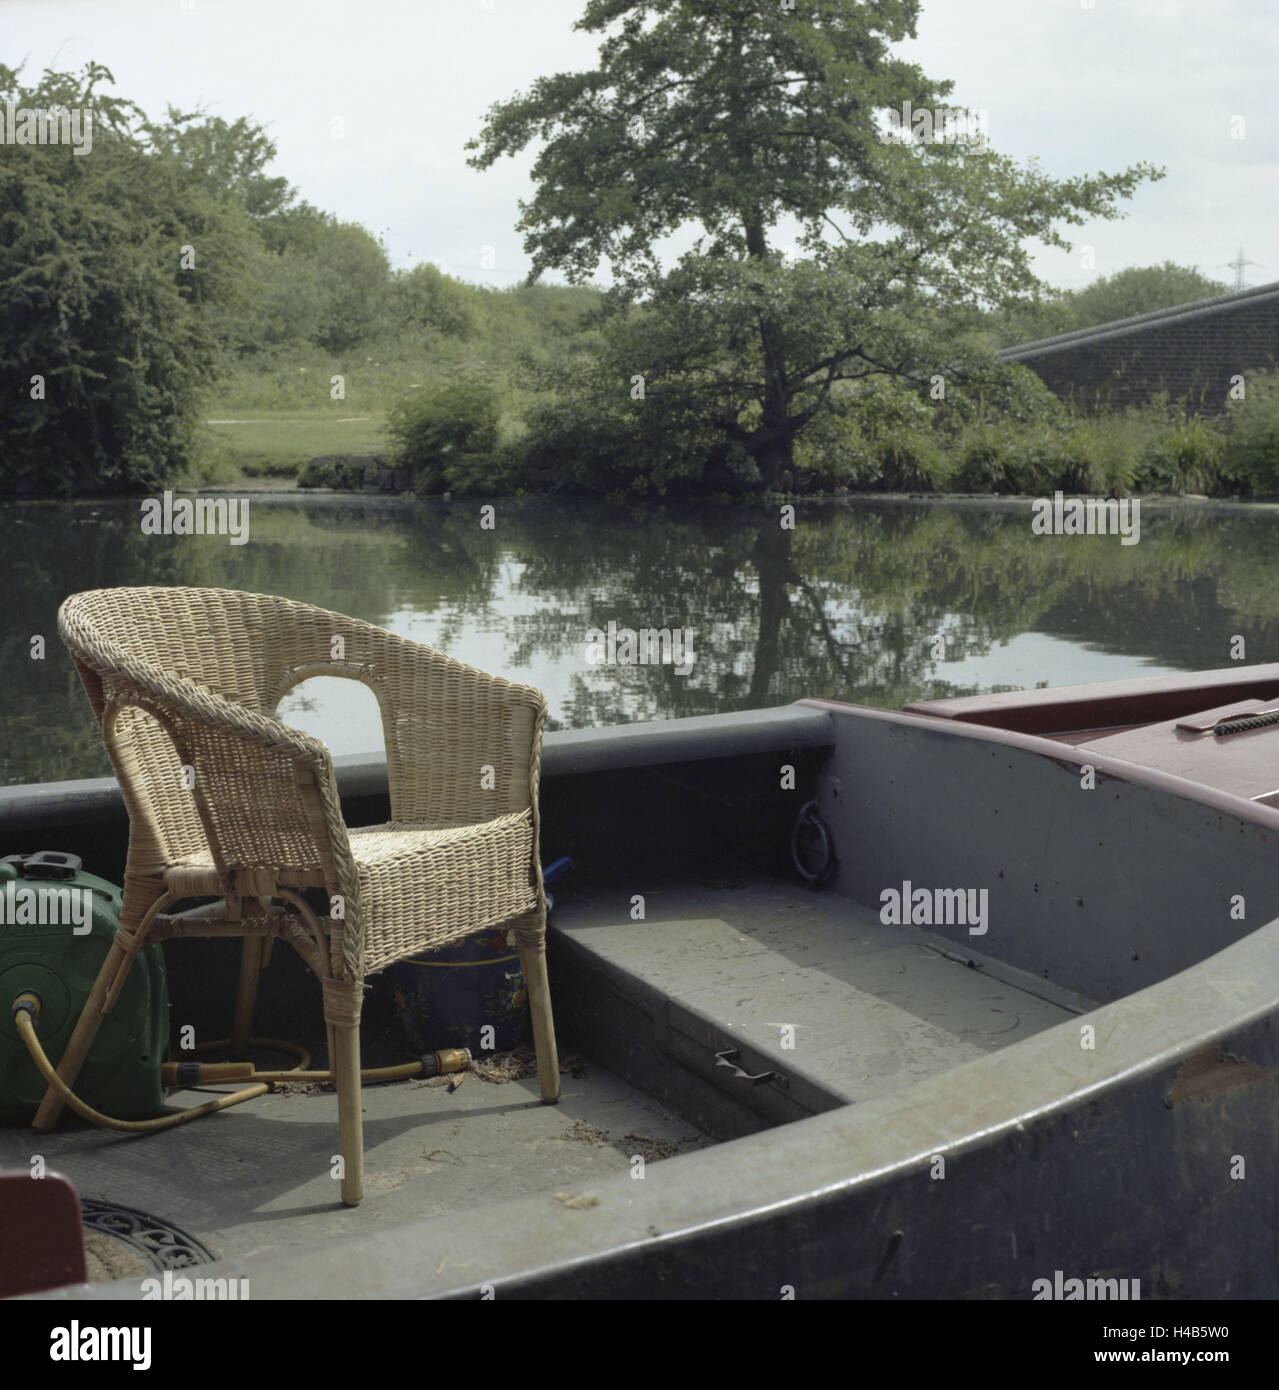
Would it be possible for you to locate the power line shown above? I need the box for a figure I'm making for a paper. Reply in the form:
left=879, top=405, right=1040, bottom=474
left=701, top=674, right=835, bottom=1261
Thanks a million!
left=1222, top=246, right=1261, bottom=292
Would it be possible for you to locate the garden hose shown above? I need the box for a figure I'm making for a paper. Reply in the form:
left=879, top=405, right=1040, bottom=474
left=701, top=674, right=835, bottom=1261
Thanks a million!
left=13, top=992, right=269, bottom=1133
left=173, top=1036, right=470, bottom=1083
left=11, top=991, right=469, bottom=1134
left=241, top=1060, right=430, bottom=1083
left=168, top=1036, right=312, bottom=1083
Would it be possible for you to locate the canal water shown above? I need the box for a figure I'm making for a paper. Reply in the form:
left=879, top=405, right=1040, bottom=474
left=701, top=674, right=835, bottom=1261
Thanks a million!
left=3, top=493, right=1274, bottom=785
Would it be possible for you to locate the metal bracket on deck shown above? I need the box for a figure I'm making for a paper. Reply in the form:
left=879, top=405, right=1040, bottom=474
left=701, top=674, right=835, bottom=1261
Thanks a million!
left=715, top=1047, right=788, bottom=1088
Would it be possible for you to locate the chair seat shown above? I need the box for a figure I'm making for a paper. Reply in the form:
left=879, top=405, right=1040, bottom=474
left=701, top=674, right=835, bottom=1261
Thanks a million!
left=347, top=813, right=541, bottom=974
left=162, top=812, right=539, bottom=976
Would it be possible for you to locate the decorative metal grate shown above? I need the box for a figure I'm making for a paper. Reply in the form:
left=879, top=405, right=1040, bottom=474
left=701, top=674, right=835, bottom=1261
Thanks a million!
left=80, top=1198, right=216, bottom=1271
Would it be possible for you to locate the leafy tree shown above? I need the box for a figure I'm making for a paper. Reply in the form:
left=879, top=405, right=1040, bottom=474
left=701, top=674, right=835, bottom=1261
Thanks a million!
left=0, top=62, right=257, bottom=493
left=307, top=220, right=390, bottom=352
left=1067, top=262, right=1230, bottom=330
left=496, top=282, right=602, bottom=339
left=136, top=116, right=393, bottom=356
left=237, top=238, right=330, bottom=348
left=256, top=199, right=331, bottom=255
left=469, top=0, right=1163, bottom=491
left=983, top=289, right=1075, bottom=348
left=386, top=262, right=477, bottom=342
left=138, top=109, right=295, bottom=220
left=989, top=262, right=1231, bottom=346
left=208, top=205, right=391, bottom=356
left=138, top=106, right=333, bottom=355
left=241, top=209, right=392, bottom=354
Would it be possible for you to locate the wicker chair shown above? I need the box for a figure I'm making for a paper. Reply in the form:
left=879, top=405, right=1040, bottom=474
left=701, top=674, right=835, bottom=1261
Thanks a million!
left=35, top=586, right=560, bottom=1204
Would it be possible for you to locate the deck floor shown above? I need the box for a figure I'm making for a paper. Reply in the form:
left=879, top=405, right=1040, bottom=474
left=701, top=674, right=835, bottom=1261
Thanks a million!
left=1, top=1048, right=709, bottom=1280
left=552, top=876, right=1087, bottom=1105
left=5, top=874, right=1087, bottom=1288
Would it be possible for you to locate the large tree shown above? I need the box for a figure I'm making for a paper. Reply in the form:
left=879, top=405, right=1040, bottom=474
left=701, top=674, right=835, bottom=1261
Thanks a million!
left=141, top=114, right=394, bottom=356
left=468, top=0, right=1163, bottom=491
left=0, top=64, right=262, bottom=493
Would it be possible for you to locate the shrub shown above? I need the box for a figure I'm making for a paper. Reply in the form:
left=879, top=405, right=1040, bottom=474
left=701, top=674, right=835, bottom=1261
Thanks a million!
left=838, top=379, right=956, bottom=491
left=385, top=263, right=476, bottom=342
left=1137, top=411, right=1228, bottom=495
left=513, top=381, right=723, bottom=496
left=513, top=395, right=638, bottom=494
left=876, top=426, right=954, bottom=491
left=951, top=418, right=1071, bottom=494
left=297, top=456, right=369, bottom=490
left=1058, top=412, right=1148, bottom=496
left=953, top=421, right=1015, bottom=492
left=1225, top=370, right=1279, bottom=494
left=792, top=399, right=876, bottom=490
left=438, top=445, right=523, bottom=496
left=948, top=366, right=1068, bottom=429
left=386, top=378, right=500, bottom=493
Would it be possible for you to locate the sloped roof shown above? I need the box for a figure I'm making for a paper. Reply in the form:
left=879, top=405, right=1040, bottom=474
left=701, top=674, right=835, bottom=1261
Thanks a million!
left=1000, top=280, right=1279, bottom=362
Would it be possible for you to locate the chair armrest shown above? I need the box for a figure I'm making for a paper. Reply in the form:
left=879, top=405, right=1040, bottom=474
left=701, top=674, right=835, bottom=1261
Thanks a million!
left=109, top=660, right=357, bottom=896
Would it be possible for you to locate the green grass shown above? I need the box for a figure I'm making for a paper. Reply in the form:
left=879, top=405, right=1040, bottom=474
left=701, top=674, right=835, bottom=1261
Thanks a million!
left=198, top=409, right=393, bottom=479
left=197, top=336, right=540, bottom=485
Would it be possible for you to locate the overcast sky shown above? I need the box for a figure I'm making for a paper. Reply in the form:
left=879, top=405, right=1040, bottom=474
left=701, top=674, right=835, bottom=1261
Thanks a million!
left=6, top=0, right=1276, bottom=294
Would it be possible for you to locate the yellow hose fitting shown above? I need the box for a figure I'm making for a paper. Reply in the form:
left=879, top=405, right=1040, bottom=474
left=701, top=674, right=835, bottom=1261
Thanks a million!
left=11, top=991, right=41, bottom=1022
left=160, top=1060, right=256, bottom=1086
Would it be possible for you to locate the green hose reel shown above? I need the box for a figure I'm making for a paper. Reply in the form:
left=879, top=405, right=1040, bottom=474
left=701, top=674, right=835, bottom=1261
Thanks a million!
left=0, top=852, right=168, bottom=1122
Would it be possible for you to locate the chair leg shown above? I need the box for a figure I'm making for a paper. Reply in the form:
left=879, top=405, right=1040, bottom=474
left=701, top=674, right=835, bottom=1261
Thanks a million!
left=32, top=937, right=136, bottom=1131
left=518, top=935, right=560, bottom=1103
left=231, top=936, right=264, bottom=1056
left=333, top=1024, right=364, bottom=1206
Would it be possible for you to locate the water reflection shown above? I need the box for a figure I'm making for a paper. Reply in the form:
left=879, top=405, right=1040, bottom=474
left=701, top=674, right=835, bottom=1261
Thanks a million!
left=2, top=494, right=1273, bottom=785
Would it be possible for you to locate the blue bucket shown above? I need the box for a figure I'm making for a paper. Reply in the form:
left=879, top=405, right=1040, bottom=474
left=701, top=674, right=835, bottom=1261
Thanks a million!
left=387, top=928, right=528, bottom=1056
left=385, top=860, right=572, bottom=1059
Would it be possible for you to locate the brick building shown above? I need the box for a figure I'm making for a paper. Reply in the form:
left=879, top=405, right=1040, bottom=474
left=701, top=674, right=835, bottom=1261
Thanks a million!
left=1000, top=281, right=1279, bottom=412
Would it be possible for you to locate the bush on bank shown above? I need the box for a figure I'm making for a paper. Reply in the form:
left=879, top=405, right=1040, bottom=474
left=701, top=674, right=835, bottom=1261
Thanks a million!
left=460, top=366, right=1272, bottom=500
left=1226, top=371, right=1279, bottom=495
left=781, top=370, right=1279, bottom=501
left=319, top=364, right=1279, bottom=502
left=383, top=377, right=525, bottom=495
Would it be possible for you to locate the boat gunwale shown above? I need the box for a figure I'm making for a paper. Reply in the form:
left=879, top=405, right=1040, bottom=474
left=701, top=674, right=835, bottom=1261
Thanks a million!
left=11, top=685, right=1279, bottom=835
left=798, top=695, right=1279, bottom=831
left=902, top=660, right=1279, bottom=733
left=0, top=705, right=838, bottom=829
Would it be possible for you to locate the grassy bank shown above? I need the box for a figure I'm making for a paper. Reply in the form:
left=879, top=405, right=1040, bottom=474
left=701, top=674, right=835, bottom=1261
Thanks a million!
left=197, top=410, right=393, bottom=482
left=187, top=310, right=565, bottom=486
left=189, top=351, right=1279, bottom=501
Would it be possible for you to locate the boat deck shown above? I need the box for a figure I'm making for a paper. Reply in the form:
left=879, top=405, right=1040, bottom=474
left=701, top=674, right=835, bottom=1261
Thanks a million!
left=551, top=876, right=1092, bottom=1115
left=0, top=1040, right=709, bottom=1274
left=1, top=871, right=1094, bottom=1282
